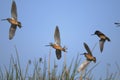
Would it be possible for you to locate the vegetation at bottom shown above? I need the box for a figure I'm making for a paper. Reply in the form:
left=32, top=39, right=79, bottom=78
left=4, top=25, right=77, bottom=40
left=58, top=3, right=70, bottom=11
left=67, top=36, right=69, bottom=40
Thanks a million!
left=0, top=47, right=120, bottom=80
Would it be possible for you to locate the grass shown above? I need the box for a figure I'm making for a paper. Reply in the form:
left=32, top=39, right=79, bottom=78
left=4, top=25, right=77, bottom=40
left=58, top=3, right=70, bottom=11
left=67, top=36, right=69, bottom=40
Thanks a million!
left=0, top=47, right=120, bottom=80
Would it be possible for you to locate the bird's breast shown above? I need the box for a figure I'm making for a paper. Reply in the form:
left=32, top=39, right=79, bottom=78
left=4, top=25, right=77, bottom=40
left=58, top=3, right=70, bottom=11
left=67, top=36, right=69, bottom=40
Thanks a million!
left=53, top=44, right=62, bottom=50
left=9, top=19, right=19, bottom=25
left=85, top=54, right=93, bottom=60
left=99, top=35, right=106, bottom=39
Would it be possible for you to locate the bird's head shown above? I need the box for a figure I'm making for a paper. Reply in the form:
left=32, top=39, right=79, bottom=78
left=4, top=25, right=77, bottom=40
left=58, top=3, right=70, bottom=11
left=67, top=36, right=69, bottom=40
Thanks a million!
left=91, top=30, right=100, bottom=36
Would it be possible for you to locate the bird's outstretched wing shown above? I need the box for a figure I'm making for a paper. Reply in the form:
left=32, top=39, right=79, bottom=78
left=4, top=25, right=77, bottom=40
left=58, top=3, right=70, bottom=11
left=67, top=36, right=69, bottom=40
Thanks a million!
left=54, top=26, right=61, bottom=45
left=84, top=42, right=92, bottom=56
left=56, top=49, right=61, bottom=60
left=99, top=39, right=105, bottom=52
left=9, top=24, right=17, bottom=40
left=11, top=0, right=17, bottom=20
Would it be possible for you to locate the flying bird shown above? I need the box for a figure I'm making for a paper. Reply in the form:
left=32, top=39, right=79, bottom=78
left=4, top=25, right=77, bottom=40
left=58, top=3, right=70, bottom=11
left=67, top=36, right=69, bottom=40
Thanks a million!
left=46, top=26, right=67, bottom=60
left=114, top=22, right=120, bottom=27
left=92, top=30, right=110, bottom=52
left=81, top=42, right=96, bottom=63
left=1, top=0, right=22, bottom=40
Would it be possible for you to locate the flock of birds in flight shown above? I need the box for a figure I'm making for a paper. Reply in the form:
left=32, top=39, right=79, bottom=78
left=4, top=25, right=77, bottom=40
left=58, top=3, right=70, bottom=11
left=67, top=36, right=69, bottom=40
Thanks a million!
left=47, top=26, right=111, bottom=62
left=2, top=0, right=120, bottom=63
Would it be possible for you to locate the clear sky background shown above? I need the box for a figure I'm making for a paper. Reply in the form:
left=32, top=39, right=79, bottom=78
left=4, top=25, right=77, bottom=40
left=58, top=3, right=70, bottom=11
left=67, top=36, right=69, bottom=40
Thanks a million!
left=0, top=0, right=120, bottom=79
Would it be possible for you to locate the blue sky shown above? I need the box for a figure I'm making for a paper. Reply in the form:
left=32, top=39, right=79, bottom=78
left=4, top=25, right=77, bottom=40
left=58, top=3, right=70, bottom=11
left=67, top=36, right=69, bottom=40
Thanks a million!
left=0, top=0, right=120, bottom=79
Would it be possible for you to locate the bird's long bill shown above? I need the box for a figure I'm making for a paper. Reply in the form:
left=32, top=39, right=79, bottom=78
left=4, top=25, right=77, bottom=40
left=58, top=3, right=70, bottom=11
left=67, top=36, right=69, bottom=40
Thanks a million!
left=91, top=34, right=95, bottom=36
left=1, top=19, right=7, bottom=21
left=80, top=53, right=84, bottom=55
left=45, top=44, right=51, bottom=46
left=45, top=43, right=53, bottom=46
